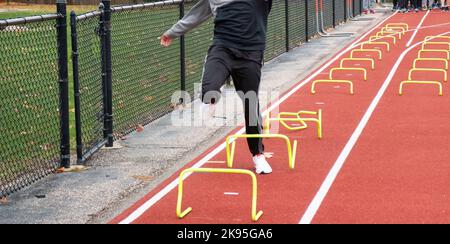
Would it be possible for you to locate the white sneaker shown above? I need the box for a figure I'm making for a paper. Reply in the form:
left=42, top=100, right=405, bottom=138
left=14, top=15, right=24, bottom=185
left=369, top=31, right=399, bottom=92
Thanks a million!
left=253, top=154, right=272, bottom=174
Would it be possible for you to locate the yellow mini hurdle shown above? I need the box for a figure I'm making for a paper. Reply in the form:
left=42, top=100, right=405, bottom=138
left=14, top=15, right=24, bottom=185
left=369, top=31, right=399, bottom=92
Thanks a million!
left=340, top=58, right=375, bottom=70
left=176, top=168, right=263, bottom=222
left=311, top=79, right=354, bottom=94
left=362, top=41, right=390, bottom=52
left=330, top=67, right=368, bottom=81
left=418, top=50, right=450, bottom=60
left=370, top=35, right=396, bottom=45
left=385, top=23, right=408, bottom=33
left=399, top=80, right=443, bottom=96
left=226, top=134, right=298, bottom=169
left=351, top=49, right=382, bottom=60
left=264, top=110, right=323, bottom=139
left=422, top=42, right=450, bottom=51
left=378, top=30, right=402, bottom=39
left=409, top=68, right=448, bottom=82
left=413, top=58, right=448, bottom=70
left=425, top=36, right=450, bottom=42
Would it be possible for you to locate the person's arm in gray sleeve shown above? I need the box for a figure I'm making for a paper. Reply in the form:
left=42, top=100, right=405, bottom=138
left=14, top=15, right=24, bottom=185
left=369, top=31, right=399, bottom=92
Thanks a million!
left=161, top=0, right=212, bottom=47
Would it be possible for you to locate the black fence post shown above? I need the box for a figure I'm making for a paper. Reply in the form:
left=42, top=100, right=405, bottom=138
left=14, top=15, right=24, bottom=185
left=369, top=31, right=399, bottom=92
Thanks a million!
left=332, top=0, right=336, bottom=28
left=305, top=0, right=309, bottom=42
left=179, top=1, right=186, bottom=104
left=285, top=0, right=289, bottom=52
left=353, top=0, right=355, bottom=16
left=71, top=11, right=83, bottom=164
left=56, top=0, right=70, bottom=168
left=101, top=0, right=114, bottom=147
left=359, top=0, right=362, bottom=15
left=344, top=0, right=347, bottom=21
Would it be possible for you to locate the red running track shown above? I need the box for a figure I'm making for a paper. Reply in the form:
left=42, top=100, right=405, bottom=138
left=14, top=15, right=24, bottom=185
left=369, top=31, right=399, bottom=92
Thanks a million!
left=111, top=11, right=450, bottom=224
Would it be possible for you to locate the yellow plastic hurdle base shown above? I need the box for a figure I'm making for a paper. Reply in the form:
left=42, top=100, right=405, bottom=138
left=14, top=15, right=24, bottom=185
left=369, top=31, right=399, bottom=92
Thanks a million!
left=176, top=168, right=263, bottom=222
left=413, top=58, right=448, bottom=70
left=226, top=134, right=298, bottom=170
left=399, top=80, right=443, bottom=96
left=311, top=79, right=354, bottom=95
left=351, top=49, right=383, bottom=60
left=264, top=109, right=323, bottom=139
left=418, top=50, right=450, bottom=60
left=409, top=68, right=448, bottom=82
left=330, top=67, right=368, bottom=81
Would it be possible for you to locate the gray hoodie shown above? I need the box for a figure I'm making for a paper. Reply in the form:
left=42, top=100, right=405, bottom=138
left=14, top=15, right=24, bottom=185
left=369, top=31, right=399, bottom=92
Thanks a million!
left=164, top=0, right=272, bottom=51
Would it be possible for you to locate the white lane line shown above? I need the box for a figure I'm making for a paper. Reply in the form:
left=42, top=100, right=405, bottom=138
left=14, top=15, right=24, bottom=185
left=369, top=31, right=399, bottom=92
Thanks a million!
left=406, top=10, right=430, bottom=47
left=118, top=12, right=398, bottom=225
left=224, top=192, right=240, bottom=196
left=298, top=31, right=450, bottom=225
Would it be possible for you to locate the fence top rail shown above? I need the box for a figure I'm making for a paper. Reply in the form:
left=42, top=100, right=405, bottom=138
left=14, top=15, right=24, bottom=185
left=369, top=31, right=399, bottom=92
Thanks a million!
left=0, top=14, right=60, bottom=27
left=111, top=0, right=191, bottom=13
left=76, top=10, right=102, bottom=21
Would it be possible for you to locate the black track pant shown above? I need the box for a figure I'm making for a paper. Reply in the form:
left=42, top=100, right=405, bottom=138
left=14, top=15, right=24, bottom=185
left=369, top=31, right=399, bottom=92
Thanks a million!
left=398, top=0, right=408, bottom=8
left=410, top=0, right=420, bottom=8
left=201, top=45, right=265, bottom=156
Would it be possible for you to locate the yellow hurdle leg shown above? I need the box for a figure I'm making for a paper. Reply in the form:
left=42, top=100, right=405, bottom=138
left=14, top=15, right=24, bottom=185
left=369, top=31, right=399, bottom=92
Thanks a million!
left=176, top=168, right=263, bottom=222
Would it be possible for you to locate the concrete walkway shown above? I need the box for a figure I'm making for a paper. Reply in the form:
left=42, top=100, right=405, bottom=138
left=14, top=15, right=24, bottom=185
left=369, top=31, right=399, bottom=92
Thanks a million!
left=0, top=7, right=392, bottom=224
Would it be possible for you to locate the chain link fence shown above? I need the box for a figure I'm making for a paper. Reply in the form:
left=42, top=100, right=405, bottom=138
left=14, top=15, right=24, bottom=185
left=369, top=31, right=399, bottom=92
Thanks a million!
left=0, top=2, right=70, bottom=197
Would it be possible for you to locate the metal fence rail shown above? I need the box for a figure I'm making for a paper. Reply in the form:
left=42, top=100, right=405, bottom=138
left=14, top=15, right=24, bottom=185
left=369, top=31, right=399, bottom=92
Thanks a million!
left=0, top=1, right=69, bottom=197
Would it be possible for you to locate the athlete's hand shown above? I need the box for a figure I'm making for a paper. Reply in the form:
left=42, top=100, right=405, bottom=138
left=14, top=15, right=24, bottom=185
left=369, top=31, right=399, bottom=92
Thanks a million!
left=160, top=34, right=173, bottom=47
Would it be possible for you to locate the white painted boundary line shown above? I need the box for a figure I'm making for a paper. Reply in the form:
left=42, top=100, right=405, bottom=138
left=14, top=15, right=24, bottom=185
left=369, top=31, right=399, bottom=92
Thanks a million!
left=118, top=12, right=398, bottom=225
left=298, top=31, right=450, bottom=225
left=406, top=10, right=430, bottom=47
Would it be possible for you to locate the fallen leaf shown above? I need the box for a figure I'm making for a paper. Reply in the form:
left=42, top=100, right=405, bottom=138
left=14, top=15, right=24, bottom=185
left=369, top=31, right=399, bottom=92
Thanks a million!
left=132, top=175, right=154, bottom=182
left=0, top=197, right=8, bottom=205
left=136, top=124, right=144, bottom=132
